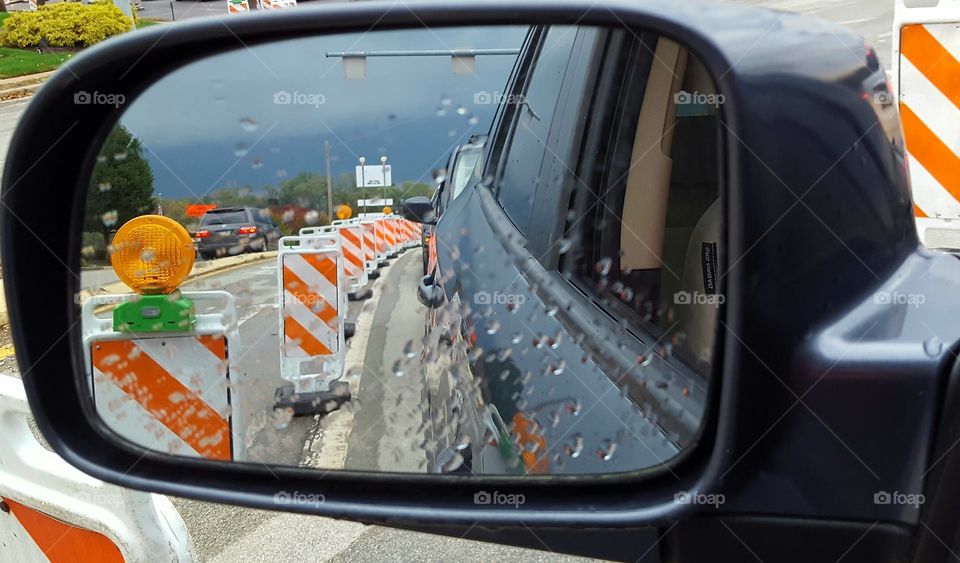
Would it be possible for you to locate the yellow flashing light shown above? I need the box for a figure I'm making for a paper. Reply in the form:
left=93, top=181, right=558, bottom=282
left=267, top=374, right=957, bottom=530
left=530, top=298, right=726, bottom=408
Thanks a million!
left=335, top=204, right=353, bottom=220
left=110, top=215, right=195, bottom=294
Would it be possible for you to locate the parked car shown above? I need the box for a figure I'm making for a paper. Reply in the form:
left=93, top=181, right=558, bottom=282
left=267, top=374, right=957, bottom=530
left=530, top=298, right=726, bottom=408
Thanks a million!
left=422, top=135, right=487, bottom=275
left=193, top=206, right=279, bottom=259
left=409, top=25, right=717, bottom=474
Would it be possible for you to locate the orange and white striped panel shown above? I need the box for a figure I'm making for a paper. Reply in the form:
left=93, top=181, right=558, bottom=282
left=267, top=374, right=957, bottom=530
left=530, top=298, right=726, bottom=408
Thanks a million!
left=381, top=218, right=396, bottom=254
left=338, top=223, right=366, bottom=284
left=91, top=335, right=232, bottom=461
left=281, top=251, right=339, bottom=358
left=361, top=220, right=377, bottom=266
left=900, top=24, right=960, bottom=219
left=1, top=498, right=124, bottom=563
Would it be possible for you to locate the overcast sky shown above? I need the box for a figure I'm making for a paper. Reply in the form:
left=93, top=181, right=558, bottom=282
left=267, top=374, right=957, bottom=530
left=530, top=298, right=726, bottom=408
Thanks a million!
left=117, top=26, right=529, bottom=201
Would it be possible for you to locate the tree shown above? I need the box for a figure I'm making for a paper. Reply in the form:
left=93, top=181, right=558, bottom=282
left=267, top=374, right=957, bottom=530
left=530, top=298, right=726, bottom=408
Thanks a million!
left=85, top=123, right=155, bottom=238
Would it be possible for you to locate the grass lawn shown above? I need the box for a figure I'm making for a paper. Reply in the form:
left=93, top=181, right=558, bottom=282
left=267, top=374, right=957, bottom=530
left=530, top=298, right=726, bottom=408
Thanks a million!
left=0, top=48, right=71, bottom=79
left=136, top=20, right=161, bottom=29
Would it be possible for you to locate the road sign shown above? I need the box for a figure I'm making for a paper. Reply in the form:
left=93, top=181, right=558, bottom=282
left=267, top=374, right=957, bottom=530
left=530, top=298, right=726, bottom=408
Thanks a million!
left=357, top=198, right=393, bottom=207
left=355, top=164, right=392, bottom=188
left=186, top=204, right=217, bottom=218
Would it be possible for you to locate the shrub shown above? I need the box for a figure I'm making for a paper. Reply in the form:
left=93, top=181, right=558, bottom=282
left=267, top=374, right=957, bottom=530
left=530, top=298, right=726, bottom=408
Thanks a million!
left=3, top=2, right=131, bottom=49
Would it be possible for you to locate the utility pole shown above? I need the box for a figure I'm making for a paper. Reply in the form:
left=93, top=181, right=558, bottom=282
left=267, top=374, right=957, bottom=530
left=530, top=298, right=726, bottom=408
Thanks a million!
left=324, top=141, right=333, bottom=221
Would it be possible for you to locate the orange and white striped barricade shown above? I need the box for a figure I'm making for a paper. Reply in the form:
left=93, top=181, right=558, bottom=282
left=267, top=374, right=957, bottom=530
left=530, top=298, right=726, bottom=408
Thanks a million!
left=0, top=374, right=195, bottom=562
left=329, top=220, right=372, bottom=298
left=226, top=0, right=250, bottom=14
left=276, top=233, right=349, bottom=414
left=81, top=291, right=244, bottom=462
left=379, top=216, right=398, bottom=258
left=261, top=0, right=295, bottom=8
left=302, top=223, right=371, bottom=300
left=359, top=218, right=381, bottom=278
left=894, top=0, right=960, bottom=249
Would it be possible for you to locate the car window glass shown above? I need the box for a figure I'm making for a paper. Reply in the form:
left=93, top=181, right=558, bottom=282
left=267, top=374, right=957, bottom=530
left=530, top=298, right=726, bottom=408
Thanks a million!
left=570, top=36, right=722, bottom=377
left=201, top=210, right=248, bottom=225
left=451, top=149, right=482, bottom=199
left=496, top=26, right=577, bottom=233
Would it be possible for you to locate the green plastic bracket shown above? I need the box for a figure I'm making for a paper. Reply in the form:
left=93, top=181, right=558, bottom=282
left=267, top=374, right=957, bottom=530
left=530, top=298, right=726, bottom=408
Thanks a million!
left=113, top=294, right=196, bottom=333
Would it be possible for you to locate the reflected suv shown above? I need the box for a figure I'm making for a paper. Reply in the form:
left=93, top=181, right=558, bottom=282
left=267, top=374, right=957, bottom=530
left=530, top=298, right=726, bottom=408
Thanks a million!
left=194, top=207, right=279, bottom=259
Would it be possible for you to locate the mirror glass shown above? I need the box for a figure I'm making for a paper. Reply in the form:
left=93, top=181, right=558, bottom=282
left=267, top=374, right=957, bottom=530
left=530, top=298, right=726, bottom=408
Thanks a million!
left=80, top=25, right=723, bottom=476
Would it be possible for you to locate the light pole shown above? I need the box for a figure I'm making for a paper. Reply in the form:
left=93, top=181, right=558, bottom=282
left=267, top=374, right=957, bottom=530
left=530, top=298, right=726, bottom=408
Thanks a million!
left=359, top=156, right=369, bottom=214
left=380, top=155, right=388, bottom=206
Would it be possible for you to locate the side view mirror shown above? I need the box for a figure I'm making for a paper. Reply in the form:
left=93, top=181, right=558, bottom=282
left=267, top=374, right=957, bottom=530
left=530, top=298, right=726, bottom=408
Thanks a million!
left=402, top=196, right=436, bottom=225
left=2, top=2, right=941, bottom=561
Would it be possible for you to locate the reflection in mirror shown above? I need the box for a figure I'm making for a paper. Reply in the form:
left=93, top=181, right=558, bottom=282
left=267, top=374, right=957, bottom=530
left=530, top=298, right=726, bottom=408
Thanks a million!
left=81, top=25, right=723, bottom=476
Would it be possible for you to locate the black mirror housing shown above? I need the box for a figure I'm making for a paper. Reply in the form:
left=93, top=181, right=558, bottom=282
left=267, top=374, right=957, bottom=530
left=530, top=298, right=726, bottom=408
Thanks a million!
left=402, top=196, right=436, bottom=225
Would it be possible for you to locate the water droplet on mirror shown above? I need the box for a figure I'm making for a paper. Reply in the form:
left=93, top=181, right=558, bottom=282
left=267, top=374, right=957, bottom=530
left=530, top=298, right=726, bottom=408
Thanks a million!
left=98, top=182, right=111, bottom=192
left=511, top=332, right=523, bottom=344
left=273, top=407, right=294, bottom=430
left=392, top=360, right=406, bottom=377
left=436, top=107, right=447, bottom=117
left=468, top=116, right=479, bottom=125
left=233, top=143, right=249, bottom=157
left=440, top=96, right=452, bottom=106
left=456, top=105, right=468, bottom=116
left=140, top=248, right=156, bottom=262
left=239, top=117, right=258, bottom=132
left=251, top=159, right=263, bottom=170
left=596, top=257, right=613, bottom=277
left=304, top=210, right=320, bottom=225
left=597, top=440, right=617, bottom=461
left=101, top=210, right=118, bottom=227
left=564, top=433, right=584, bottom=458
left=447, top=130, right=457, bottom=137
left=558, top=238, right=572, bottom=254
left=486, top=320, right=501, bottom=335
left=112, top=152, right=127, bottom=161
left=924, top=337, right=943, bottom=357
left=403, top=340, right=417, bottom=359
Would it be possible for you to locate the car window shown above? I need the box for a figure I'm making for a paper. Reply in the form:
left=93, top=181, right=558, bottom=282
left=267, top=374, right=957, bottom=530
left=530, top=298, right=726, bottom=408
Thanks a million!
left=200, top=210, right=248, bottom=225
left=450, top=148, right=482, bottom=199
left=567, top=35, right=723, bottom=377
left=496, top=26, right=578, bottom=233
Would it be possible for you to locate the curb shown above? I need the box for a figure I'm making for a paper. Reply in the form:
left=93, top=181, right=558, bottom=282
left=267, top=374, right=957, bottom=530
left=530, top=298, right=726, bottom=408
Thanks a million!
left=0, top=251, right=278, bottom=328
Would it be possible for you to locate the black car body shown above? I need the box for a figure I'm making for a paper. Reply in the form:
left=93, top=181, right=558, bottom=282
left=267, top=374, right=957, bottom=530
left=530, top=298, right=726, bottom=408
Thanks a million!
left=423, top=26, right=714, bottom=474
left=194, top=206, right=279, bottom=259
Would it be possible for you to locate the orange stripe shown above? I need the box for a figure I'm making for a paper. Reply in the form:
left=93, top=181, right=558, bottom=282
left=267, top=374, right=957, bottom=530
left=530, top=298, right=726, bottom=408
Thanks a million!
left=901, top=25, right=960, bottom=112
left=901, top=103, right=960, bottom=203
left=341, top=227, right=361, bottom=248
left=284, top=315, right=333, bottom=356
left=4, top=498, right=124, bottom=563
left=92, top=340, right=231, bottom=460
left=282, top=265, right=337, bottom=324
left=300, top=253, right=338, bottom=287
left=915, top=203, right=928, bottom=218
left=197, top=334, right=226, bottom=359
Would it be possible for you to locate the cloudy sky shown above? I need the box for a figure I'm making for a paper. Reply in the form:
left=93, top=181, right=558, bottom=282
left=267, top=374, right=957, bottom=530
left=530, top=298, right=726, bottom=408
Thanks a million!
left=117, top=26, right=529, bottom=201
